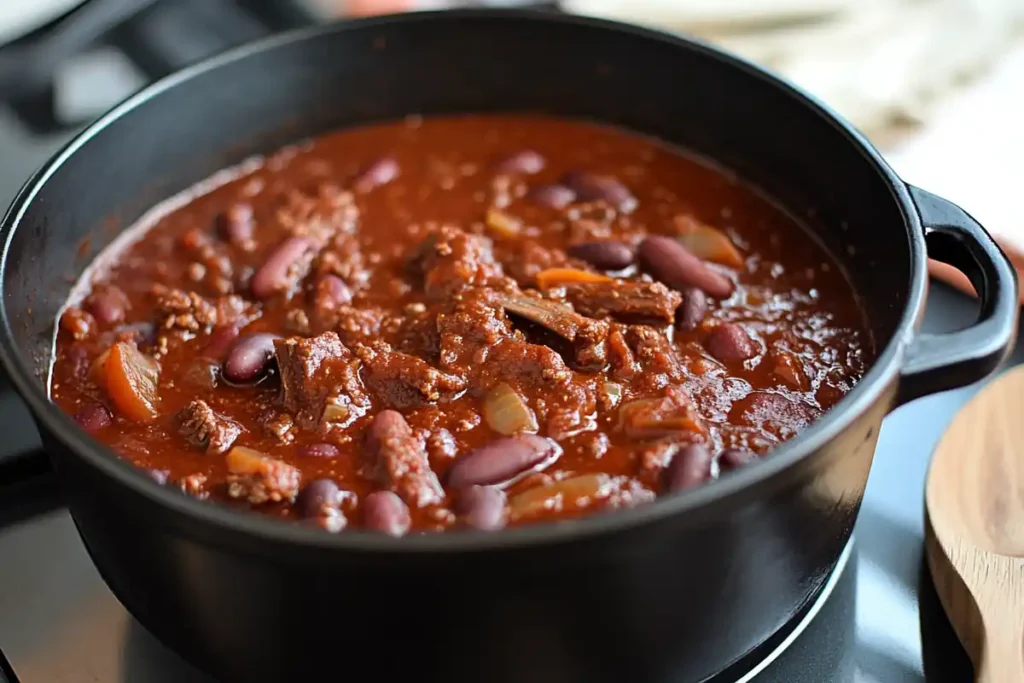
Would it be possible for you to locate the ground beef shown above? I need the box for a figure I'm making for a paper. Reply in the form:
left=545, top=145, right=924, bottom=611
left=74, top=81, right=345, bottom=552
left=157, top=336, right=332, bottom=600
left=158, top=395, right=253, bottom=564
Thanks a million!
left=274, top=332, right=370, bottom=430
left=276, top=184, right=359, bottom=246
left=356, top=341, right=467, bottom=408
left=177, top=400, right=242, bottom=455
left=625, top=325, right=686, bottom=387
left=226, top=447, right=301, bottom=505
left=152, top=285, right=257, bottom=334
left=487, top=338, right=572, bottom=385
left=364, top=410, right=443, bottom=508
left=333, top=305, right=384, bottom=346
left=437, top=289, right=515, bottom=372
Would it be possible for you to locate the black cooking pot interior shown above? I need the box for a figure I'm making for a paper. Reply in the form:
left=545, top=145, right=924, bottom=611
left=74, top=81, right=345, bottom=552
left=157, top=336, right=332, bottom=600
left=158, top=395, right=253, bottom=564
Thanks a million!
left=0, top=10, right=1016, bottom=683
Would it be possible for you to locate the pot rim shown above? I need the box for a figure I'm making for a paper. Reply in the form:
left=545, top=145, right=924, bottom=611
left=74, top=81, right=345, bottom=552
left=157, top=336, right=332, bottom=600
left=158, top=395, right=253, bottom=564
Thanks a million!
left=0, top=9, right=923, bottom=553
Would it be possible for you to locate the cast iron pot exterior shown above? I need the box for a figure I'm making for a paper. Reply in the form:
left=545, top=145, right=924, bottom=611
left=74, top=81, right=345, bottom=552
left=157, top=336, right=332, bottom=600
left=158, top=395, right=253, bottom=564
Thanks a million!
left=0, top=11, right=1016, bottom=683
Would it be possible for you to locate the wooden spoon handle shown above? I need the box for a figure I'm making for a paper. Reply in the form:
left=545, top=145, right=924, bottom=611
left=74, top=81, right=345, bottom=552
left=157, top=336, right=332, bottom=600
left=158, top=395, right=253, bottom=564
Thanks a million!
left=975, top=618, right=1024, bottom=682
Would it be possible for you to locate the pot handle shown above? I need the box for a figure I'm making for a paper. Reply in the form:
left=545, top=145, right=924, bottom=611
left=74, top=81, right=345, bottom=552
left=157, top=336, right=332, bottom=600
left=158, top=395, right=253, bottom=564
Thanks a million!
left=896, top=185, right=1019, bottom=406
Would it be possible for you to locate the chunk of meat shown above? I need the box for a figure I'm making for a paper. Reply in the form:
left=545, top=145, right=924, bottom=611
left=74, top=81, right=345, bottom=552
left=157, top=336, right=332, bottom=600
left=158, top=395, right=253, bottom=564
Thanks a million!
left=618, top=386, right=705, bottom=441
left=226, top=446, right=301, bottom=504
left=495, top=290, right=610, bottom=369
left=488, top=338, right=572, bottom=385
left=607, top=325, right=640, bottom=379
left=364, top=410, right=443, bottom=508
left=177, top=400, right=242, bottom=455
left=729, top=392, right=819, bottom=441
left=539, top=380, right=598, bottom=440
left=152, top=285, right=257, bottom=334
left=356, top=341, right=468, bottom=408
left=60, top=307, right=95, bottom=341
left=565, top=280, right=682, bottom=323
left=625, top=325, right=686, bottom=386
left=413, top=226, right=508, bottom=299
left=274, top=332, right=370, bottom=430
left=437, top=289, right=514, bottom=372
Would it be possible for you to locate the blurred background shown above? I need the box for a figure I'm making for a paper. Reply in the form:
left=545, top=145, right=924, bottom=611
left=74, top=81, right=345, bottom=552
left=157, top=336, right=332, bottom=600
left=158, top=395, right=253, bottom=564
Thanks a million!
left=0, top=0, right=1020, bottom=280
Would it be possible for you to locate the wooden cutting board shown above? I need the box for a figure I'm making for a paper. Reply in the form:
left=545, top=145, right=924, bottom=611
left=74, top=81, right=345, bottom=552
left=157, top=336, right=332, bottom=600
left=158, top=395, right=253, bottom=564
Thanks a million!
left=925, top=366, right=1024, bottom=682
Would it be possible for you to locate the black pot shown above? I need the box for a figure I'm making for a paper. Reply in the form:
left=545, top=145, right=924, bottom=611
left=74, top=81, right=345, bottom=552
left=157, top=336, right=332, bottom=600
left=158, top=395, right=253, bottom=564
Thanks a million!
left=0, top=10, right=1016, bottom=683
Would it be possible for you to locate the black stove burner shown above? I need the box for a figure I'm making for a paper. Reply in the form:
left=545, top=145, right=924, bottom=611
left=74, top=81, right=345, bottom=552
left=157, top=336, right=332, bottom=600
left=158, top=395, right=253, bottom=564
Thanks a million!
left=0, top=0, right=316, bottom=135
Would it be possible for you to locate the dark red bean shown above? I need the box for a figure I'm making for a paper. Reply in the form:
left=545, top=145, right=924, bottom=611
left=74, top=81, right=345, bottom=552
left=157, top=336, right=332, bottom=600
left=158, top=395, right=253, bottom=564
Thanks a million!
left=566, top=240, right=634, bottom=271
left=301, top=443, right=340, bottom=458
left=363, top=490, right=411, bottom=536
left=447, top=435, right=561, bottom=488
left=366, top=409, right=409, bottom=452
left=145, top=468, right=170, bottom=485
left=495, top=149, right=546, bottom=175
left=705, top=323, right=757, bottom=362
left=353, top=156, right=399, bottom=193
left=562, top=171, right=637, bottom=212
left=85, top=287, right=128, bottom=326
left=317, top=274, right=352, bottom=308
left=665, top=444, right=713, bottom=493
left=455, top=486, right=507, bottom=531
left=638, top=235, right=734, bottom=298
left=218, top=203, right=255, bottom=249
left=719, top=448, right=757, bottom=471
left=202, top=324, right=240, bottom=360
left=297, top=479, right=341, bottom=519
left=74, top=403, right=112, bottom=431
left=250, top=236, right=315, bottom=299
left=528, top=184, right=576, bottom=209
left=223, top=333, right=278, bottom=383
left=676, top=288, right=708, bottom=332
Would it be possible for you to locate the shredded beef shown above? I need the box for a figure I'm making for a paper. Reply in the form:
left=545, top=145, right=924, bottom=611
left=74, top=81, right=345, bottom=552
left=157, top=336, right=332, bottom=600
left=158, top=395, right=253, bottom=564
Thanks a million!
left=565, top=280, right=681, bottom=323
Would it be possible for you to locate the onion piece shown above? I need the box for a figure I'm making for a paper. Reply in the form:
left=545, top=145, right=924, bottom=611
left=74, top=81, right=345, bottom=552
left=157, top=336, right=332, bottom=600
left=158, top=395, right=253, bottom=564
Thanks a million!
left=483, top=382, right=538, bottom=435
left=600, top=382, right=623, bottom=409
left=485, top=208, right=522, bottom=238
left=508, top=473, right=610, bottom=522
left=674, top=216, right=744, bottom=268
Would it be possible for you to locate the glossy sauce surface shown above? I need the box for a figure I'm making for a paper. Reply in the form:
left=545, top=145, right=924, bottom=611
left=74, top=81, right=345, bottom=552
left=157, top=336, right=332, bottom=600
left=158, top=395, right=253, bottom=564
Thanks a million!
left=50, top=115, right=872, bottom=534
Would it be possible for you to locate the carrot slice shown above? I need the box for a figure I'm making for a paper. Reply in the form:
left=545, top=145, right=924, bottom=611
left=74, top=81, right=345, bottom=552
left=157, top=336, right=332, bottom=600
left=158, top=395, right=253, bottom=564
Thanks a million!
left=674, top=216, right=744, bottom=268
left=103, top=342, right=159, bottom=422
left=536, top=268, right=612, bottom=289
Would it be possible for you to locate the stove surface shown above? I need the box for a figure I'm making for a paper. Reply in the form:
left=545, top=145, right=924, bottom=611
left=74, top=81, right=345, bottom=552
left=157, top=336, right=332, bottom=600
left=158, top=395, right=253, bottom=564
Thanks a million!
left=0, top=5, right=1013, bottom=681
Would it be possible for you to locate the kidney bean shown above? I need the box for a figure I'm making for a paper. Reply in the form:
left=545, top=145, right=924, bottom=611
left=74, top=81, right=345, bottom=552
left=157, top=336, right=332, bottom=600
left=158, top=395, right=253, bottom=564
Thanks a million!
left=562, top=171, right=637, bottom=212
left=145, top=468, right=170, bottom=485
left=705, top=323, right=757, bottom=362
left=719, top=448, right=757, bottom=471
left=317, top=274, right=352, bottom=308
left=300, top=443, right=340, bottom=458
left=218, top=202, right=254, bottom=249
left=86, top=287, right=128, bottom=326
left=455, top=486, right=507, bottom=531
left=567, top=240, right=634, bottom=271
left=664, top=444, right=713, bottom=493
left=363, top=490, right=411, bottom=536
left=528, top=184, right=576, bottom=209
left=637, top=235, right=734, bottom=299
left=676, top=288, right=708, bottom=332
left=297, top=479, right=341, bottom=519
left=447, top=435, right=561, bottom=489
left=495, top=149, right=546, bottom=175
left=202, top=324, right=240, bottom=360
left=74, top=403, right=112, bottom=431
left=223, top=333, right=279, bottom=383
left=353, top=156, right=399, bottom=193
left=250, top=236, right=314, bottom=299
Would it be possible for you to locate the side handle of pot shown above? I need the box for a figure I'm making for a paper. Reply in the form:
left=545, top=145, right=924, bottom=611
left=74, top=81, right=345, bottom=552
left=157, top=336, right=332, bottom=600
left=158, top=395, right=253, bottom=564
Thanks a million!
left=896, top=185, right=1019, bottom=406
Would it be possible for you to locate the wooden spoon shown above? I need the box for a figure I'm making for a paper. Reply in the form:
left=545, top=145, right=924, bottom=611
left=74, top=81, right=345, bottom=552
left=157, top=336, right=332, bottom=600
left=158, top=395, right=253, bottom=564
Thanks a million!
left=925, top=366, right=1024, bottom=682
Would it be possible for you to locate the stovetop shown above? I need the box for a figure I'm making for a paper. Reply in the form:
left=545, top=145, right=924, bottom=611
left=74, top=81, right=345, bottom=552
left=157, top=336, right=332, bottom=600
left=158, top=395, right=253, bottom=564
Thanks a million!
left=0, top=2, right=1012, bottom=681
